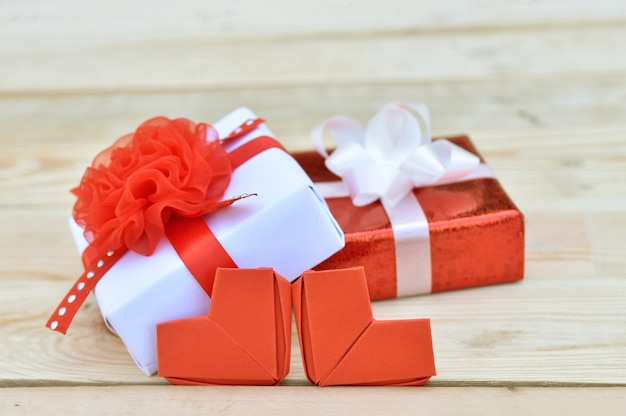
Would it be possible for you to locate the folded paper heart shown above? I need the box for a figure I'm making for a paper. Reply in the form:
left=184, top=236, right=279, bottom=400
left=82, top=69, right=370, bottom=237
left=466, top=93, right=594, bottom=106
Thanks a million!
left=292, top=267, right=436, bottom=386
left=156, top=268, right=292, bottom=386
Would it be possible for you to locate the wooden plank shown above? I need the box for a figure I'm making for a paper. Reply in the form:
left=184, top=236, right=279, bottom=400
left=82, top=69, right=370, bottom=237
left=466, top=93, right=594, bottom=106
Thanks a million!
left=1, top=75, right=625, bottom=207
left=2, top=76, right=626, bottom=148
left=2, top=24, right=626, bottom=94
left=0, top=209, right=81, bottom=281
left=1, top=386, right=626, bottom=416
left=2, top=208, right=624, bottom=283
left=2, top=125, right=625, bottom=209
left=1, top=271, right=624, bottom=386
left=1, top=0, right=625, bottom=410
left=3, top=0, right=626, bottom=46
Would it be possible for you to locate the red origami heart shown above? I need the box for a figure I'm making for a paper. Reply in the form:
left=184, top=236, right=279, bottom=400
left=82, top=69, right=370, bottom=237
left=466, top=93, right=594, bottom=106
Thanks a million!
left=292, top=267, right=436, bottom=386
left=157, top=267, right=292, bottom=385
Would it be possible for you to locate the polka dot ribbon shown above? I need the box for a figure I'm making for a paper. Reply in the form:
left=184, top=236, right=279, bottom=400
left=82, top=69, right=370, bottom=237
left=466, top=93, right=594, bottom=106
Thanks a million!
left=46, top=117, right=267, bottom=334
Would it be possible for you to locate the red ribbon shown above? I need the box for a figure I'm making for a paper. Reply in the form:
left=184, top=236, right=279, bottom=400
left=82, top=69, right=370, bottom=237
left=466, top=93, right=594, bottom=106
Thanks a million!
left=47, top=118, right=286, bottom=334
left=166, top=135, right=286, bottom=298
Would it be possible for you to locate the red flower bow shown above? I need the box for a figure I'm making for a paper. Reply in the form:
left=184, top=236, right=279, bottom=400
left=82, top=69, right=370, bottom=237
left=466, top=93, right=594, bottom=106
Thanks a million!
left=72, top=117, right=233, bottom=257
left=47, top=116, right=256, bottom=334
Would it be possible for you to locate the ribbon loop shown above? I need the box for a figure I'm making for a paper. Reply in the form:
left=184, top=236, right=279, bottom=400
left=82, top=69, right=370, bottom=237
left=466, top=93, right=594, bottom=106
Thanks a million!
left=311, top=115, right=365, bottom=159
left=364, top=102, right=426, bottom=164
left=312, top=102, right=482, bottom=207
left=344, top=164, right=409, bottom=207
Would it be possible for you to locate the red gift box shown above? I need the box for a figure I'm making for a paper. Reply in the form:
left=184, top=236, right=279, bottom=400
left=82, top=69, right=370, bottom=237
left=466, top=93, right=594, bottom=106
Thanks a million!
left=293, top=134, right=524, bottom=301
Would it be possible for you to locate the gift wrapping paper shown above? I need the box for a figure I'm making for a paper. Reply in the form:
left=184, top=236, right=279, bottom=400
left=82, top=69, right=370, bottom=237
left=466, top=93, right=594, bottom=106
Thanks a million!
left=293, top=135, right=524, bottom=301
left=69, top=107, right=345, bottom=374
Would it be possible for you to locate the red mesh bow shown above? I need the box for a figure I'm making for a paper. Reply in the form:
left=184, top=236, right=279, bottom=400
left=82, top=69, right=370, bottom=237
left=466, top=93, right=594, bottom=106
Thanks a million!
left=47, top=116, right=251, bottom=334
left=72, top=117, right=233, bottom=258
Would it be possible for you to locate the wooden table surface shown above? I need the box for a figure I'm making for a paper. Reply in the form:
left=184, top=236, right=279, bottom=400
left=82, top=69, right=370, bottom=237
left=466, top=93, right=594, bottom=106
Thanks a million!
left=1, top=1, right=625, bottom=414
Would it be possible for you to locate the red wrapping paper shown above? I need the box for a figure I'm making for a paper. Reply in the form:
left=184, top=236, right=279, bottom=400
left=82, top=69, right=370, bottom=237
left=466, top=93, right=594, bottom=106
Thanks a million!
left=293, top=135, right=524, bottom=301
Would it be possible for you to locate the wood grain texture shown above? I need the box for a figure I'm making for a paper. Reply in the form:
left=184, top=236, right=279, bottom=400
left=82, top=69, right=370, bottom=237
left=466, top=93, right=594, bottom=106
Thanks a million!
left=3, top=0, right=626, bottom=42
left=1, top=92, right=625, bottom=208
left=1, top=0, right=626, bottom=411
left=3, top=24, right=626, bottom=94
left=1, top=274, right=624, bottom=387
left=2, top=386, right=626, bottom=416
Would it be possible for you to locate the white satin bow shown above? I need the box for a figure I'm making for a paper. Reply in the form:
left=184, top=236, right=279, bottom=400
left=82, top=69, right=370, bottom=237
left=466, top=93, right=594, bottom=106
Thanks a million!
left=311, top=102, right=481, bottom=207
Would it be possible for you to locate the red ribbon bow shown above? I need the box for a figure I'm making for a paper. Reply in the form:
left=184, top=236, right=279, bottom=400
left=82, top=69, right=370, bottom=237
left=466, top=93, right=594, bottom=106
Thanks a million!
left=47, top=116, right=280, bottom=334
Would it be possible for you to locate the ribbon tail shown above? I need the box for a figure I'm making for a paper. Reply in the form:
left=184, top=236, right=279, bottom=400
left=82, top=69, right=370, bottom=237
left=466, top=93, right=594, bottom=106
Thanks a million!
left=46, top=248, right=127, bottom=334
left=206, top=193, right=257, bottom=213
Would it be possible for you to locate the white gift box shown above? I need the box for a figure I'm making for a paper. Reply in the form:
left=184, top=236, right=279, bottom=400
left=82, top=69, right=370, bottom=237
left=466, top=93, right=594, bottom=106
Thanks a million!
left=69, top=107, right=345, bottom=375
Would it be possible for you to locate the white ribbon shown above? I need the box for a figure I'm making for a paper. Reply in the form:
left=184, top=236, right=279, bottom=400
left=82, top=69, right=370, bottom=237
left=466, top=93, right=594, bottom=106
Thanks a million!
left=311, top=102, right=494, bottom=296
left=313, top=181, right=433, bottom=296
left=311, top=102, right=482, bottom=207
